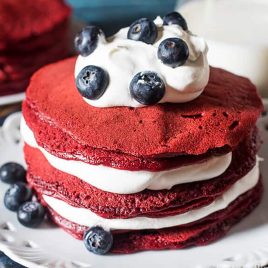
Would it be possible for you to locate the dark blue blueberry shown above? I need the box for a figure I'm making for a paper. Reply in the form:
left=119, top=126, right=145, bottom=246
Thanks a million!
left=83, top=226, right=113, bottom=255
left=158, top=38, right=189, bottom=68
left=4, top=183, right=33, bottom=212
left=0, top=252, right=26, bottom=268
left=130, top=71, right=165, bottom=105
left=127, top=18, right=157, bottom=44
left=74, top=26, right=104, bottom=56
left=163, top=11, right=188, bottom=30
left=76, top=65, right=109, bottom=100
left=17, top=201, right=45, bottom=228
left=0, top=162, right=26, bottom=184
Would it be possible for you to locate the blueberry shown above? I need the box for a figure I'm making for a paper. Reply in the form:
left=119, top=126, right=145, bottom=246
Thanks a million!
left=163, top=11, right=188, bottom=30
left=76, top=65, right=109, bottom=100
left=74, top=26, right=104, bottom=56
left=4, top=183, right=33, bottom=212
left=0, top=162, right=26, bottom=184
left=0, top=252, right=25, bottom=268
left=17, top=201, right=45, bottom=228
left=158, top=38, right=189, bottom=68
left=83, top=226, right=113, bottom=255
left=130, top=71, right=165, bottom=105
left=127, top=18, right=157, bottom=44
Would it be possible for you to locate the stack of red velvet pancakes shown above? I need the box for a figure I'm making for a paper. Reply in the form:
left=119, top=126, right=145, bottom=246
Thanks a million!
left=0, top=0, right=73, bottom=97
left=21, top=13, right=263, bottom=254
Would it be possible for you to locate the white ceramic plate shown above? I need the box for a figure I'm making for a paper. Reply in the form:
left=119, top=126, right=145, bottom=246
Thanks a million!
left=0, top=93, right=25, bottom=106
left=0, top=109, right=268, bottom=268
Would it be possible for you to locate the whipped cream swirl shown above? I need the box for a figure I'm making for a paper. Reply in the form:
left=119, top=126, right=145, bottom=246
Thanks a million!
left=75, top=17, right=209, bottom=108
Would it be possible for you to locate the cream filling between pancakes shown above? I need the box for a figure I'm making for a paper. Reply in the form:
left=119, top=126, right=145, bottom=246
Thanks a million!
left=21, top=117, right=232, bottom=194
left=43, top=162, right=260, bottom=230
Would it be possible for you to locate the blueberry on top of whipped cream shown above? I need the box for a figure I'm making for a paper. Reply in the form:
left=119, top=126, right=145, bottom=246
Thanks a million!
left=74, top=26, right=105, bottom=57
left=157, top=37, right=189, bottom=68
left=163, top=11, right=188, bottom=30
left=75, top=12, right=209, bottom=108
left=76, top=65, right=109, bottom=100
left=127, top=18, right=157, bottom=44
left=130, top=71, right=166, bottom=105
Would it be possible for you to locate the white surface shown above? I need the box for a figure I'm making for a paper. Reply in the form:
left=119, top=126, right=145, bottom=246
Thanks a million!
left=0, top=93, right=25, bottom=106
left=43, top=162, right=259, bottom=230
left=75, top=17, right=209, bottom=107
left=21, top=117, right=232, bottom=194
left=0, top=110, right=267, bottom=268
left=179, top=0, right=268, bottom=96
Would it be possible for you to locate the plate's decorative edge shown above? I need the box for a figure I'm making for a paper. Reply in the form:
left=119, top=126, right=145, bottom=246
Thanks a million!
left=0, top=100, right=268, bottom=268
left=0, top=242, right=43, bottom=268
left=0, top=240, right=90, bottom=268
left=0, top=217, right=91, bottom=268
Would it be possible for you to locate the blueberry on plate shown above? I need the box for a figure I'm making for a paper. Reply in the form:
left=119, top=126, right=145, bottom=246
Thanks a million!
left=163, top=11, right=188, bottom=31
left=83, top=226, right=113, bottom=255
left=4, top=183, right=33, bottom=212
left=0, top=162, right=26, bottom=184
left=76, top=65, right=109, bottom=100
left=127, top=18, right=157, bottom=44
left=74, top=25, right=104, bottom=57
left=17, top=201, right=45, bottom=228
left=130, top=71, right=165, bottom=105
left=158, top=38, right=189, bottom=68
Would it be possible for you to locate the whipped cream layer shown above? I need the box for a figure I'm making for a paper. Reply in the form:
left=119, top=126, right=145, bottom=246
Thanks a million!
left=75, top=17, right=209, bottom=107
left=21, top=117, right=232, bottom=194
left=43, top=161, right=260, bottom=230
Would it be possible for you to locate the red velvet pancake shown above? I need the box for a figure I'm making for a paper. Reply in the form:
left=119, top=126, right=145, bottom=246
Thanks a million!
left=0, top=20, right=70, bottom=54
left=0, top=38, right=72, bottom=96
left=0, top=0, right=73, bottom=96
left=23, top=58, right=263, bottom=160
left=23, top=100, right=231, bottom=171
left=24, top=126, right=258, bottom=219
left=21, top=49, right=263, bottom=254
left=0, top=0, right=71, bottom=50
left=41, top=179, right=263, bottom=253
left=0, top=42, right=71, bottom=81
left=21, top=44, right=264, bottom=255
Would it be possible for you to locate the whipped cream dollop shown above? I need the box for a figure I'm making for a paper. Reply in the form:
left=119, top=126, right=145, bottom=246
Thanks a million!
left=43, top=161, right=260, bottom=230
left=75, top=17, right=209, bottom=107
left=21, top=117, right=232, bottom=194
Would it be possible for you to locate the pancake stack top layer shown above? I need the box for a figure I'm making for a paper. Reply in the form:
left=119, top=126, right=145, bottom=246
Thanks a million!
left=24, top=58, right=262, bottom=157
left=21, top=13, right=263, bottom=254
left=0, top=0, right=73, bottom=96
